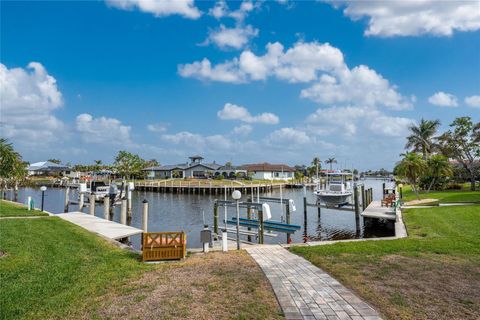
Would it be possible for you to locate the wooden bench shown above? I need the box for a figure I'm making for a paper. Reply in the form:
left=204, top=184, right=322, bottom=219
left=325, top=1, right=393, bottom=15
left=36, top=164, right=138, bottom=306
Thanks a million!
left=142, top=232, right=186, bottom=262
left=381, top=194, right=396, bottom=207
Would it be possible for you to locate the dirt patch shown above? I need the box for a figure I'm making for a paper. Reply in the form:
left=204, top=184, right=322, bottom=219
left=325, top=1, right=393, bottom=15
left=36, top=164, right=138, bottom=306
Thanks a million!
left=320, top=254, right=480, bottom=320
left=404, top=199, right=439, bottom=206
left=94, top=251, right=284, bottom=320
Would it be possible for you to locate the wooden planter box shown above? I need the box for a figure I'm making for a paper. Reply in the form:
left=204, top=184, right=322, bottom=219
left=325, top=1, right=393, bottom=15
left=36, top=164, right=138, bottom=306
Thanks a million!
left=142, top=232, right=186, bottom=262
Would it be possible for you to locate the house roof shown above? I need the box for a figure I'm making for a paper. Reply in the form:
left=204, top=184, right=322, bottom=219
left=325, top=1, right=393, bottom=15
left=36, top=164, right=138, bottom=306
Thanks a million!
left=242, top=163, right=295, bottom=172
left=143, top=162, right=223, bottom=171
left=28, top=161, right=70, bottom=171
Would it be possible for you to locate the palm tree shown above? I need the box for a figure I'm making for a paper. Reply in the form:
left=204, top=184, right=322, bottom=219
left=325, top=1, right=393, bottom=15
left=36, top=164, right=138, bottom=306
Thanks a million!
left=0, top=139, right=27, bottom=200
left=325, top=157, right=337, bottom=171
left=405, top=118, right=441, bottom=159
left=426, top=154, right=452, bottom=193
left=395, top=152, right=427, bottom=200
left=311, top=157, right=321, bottom=178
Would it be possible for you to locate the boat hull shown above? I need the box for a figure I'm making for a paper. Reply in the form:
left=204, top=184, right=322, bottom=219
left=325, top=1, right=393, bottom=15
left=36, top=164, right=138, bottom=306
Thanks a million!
left=314, top=192, right=352, bottom=206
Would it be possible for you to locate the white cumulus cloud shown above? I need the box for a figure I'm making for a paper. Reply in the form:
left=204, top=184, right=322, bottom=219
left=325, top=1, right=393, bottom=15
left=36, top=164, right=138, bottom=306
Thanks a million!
left=326, top=0, right=480, bottom=37
left=75, top=113, right=131, bottom=144
left=300, top=66, right=412, bottom=110
left=205, top=24, right=258, bottom=50
left=0, top=62, right=65, bottom=145
left=428, top=91, right=458, bottom=107
left=147, top=123, right=168, bottom=133
left=209, top=1, right=255, bottom=22
left=106, top=0, right=201, bottom=19
left=267, top=127, right=311, bottom=145
left=161, top=131, right=232, bottom=151
left=180, top=41, right=412, bottom=110
left=232, top=124, right=253, bottom=136
left=465, top=95, right=480, bottom=108
left=217, top=103, right=279, bottom=124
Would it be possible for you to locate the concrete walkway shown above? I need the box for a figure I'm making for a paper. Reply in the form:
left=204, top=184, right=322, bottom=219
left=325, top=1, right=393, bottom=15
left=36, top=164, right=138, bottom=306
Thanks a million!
left=246, top=246, right=381, bottom=320
left=56, top=212, right=143, bottom=240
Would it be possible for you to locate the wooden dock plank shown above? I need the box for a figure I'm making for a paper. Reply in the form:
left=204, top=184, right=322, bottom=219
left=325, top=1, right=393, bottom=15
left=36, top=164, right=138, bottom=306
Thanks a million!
left=361, top=200, right=396, bottom=220
left=56, top=212, right=143, bottom=240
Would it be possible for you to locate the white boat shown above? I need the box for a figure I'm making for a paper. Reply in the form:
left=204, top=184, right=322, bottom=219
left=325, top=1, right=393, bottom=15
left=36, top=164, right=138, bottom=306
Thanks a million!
left=314, top=171, right=353, bottom=206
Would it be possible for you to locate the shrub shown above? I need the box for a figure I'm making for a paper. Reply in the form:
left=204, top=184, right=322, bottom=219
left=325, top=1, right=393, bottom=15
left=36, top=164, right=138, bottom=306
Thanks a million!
left=446, top=183, right=463, bottom=190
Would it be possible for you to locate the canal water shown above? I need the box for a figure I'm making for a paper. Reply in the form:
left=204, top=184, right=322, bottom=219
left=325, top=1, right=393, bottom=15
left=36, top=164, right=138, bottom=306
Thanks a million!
left=5, top=179, right=394, bottom=249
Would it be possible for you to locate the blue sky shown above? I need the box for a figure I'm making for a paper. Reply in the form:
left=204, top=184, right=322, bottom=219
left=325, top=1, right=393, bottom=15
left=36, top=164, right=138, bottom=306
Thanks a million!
left=1, top=0, right=479, bottom=170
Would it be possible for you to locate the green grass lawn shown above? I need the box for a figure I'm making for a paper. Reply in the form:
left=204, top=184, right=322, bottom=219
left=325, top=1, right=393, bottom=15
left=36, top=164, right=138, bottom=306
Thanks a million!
left=0, top=200, right=49, bottom=217
left=401, top=184, right=480, bottom=203
left=0, top=201, right=282, bottom=320
left=291, top=205, right=480, bottom=319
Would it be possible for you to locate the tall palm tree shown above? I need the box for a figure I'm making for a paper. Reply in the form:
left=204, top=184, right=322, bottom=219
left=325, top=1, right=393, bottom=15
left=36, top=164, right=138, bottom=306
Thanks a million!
left=405, top=118, right=441, bottom=159
left=426, top=154, right=452, bottom=193
left=311, top=157, right=321, bottom=178
left=325, top=157, right=337, bottom=171
left=395, top=152, right=427, bottom=200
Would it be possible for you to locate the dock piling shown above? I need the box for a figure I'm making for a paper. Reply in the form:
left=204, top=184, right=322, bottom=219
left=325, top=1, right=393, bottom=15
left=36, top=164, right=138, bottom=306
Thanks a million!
left=103, top=196, right=110, bottom=220
left=142, top=199, right=149, bottom=232
left=89, top=194, right=95, bottom=215
left=79, top=193, right=84, bottom=212
left=120, top=199, right=127, bottom=225
left=64, top=187, right=70, bottom=213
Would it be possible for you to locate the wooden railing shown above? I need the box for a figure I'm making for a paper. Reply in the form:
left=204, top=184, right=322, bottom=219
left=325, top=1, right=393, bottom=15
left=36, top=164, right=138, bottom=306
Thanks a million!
left=142, top=232, right=186, bottom=261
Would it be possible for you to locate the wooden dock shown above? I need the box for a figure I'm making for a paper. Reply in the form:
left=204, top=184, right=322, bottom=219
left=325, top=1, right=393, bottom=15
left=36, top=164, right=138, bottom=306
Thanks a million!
left=57, top=212, right=143, bottom=240
left=135, top=180, right=282, bottom=195
left=361, top=200, right=396, bottom=220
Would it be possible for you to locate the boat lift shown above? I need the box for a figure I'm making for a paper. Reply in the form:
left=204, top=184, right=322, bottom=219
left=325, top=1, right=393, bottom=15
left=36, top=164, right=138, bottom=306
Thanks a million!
left=213, top=199, right=300, bottom=244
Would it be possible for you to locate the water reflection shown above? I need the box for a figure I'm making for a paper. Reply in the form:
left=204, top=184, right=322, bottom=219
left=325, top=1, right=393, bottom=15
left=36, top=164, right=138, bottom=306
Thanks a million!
left=4, top=179, right=394, bottom=249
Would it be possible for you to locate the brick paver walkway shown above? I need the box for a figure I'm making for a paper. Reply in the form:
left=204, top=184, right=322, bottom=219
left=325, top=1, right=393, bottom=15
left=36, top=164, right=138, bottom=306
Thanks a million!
left=246, top=246, right=382, bottom=320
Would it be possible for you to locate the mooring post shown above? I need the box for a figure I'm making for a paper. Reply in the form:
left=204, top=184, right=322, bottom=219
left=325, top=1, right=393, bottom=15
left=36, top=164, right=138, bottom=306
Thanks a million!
left=120, top=199, right=127, bottom=225
left=361, top=185, right=365, bottom=211
left=142, top=199, right=149, bottom=232
left=354, top=184, right=360, bottom=218
left=286, top=200, right=291, bottom=244
left=127, top=184, right=132, bottom=219
left=64, top=187, right=70, bottom=213
left=103, top=196, right=109, bottom=220
left=303, top=185, right=307, bottom=230
left=258, top=209, right=264, bottom=244
left=382, top=182, right=386, bottom=196
left=213, top=202, right=218, bottom=235
left=89, top=194, right=95, bottom=215
left=247, top=198, right=252, bottom=242
left=79, top=193, right=84, bottom=212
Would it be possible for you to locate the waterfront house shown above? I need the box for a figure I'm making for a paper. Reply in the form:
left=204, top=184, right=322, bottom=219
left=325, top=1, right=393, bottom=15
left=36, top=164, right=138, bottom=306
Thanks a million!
left=27, top=161, right=71, bottom=176
left=242, top=163, right=295, bottom=181
left=143, top=156, right=246, bottom=179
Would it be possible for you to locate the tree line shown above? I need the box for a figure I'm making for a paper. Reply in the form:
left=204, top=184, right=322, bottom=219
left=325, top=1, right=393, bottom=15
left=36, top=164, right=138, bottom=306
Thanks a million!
left=395, top=116, right=479, bottom=198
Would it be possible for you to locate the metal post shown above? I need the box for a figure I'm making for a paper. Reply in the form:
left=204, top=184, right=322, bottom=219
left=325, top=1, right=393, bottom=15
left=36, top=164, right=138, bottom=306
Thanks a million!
left=41, top=191, right=45, bottom=212
left=247, top=199, right=252, bottom=242
left=213, top=203, right=218, bottom=235
left=64, top=187, right=70, bottom=213
left=89, top=194, right=95, bottom=215
left=286, top=200, right=291, bottom=244
left=399, top=187, right=403, bottom=199
left=120, top=199, right=127, bottom=225
left=382, top=182, right=386, bottom=196
left=142, top=199, right=148, bottom=232
left=103, top=196, right=110, bottom=220
left=236, top=199, right=240, bottom=250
